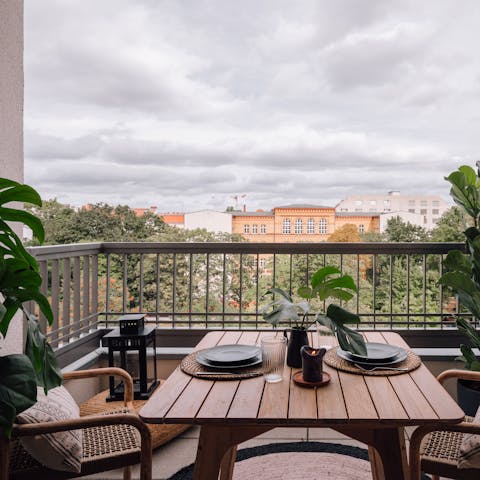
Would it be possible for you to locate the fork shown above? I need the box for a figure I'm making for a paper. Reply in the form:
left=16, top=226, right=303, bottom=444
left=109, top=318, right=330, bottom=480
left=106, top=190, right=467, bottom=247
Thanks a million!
left=353, top=363, right=408, bottom=372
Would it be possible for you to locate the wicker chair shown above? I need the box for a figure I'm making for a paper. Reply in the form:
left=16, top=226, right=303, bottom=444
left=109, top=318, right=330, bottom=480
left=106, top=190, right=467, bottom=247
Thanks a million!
left=409, top=369, right=480, bottom=480
left=0, top=367, right=152, bottom=480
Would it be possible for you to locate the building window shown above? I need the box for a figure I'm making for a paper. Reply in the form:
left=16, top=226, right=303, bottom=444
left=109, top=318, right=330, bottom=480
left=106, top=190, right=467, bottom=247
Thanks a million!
left=294, top=218, right=303, bottom=234
left=420, top=209, right=427, bottom=215
left=307, top=218, right=315, bottom=234
left=355, top=208, right=362, bottom=212
left=282, top=219, right=291, bottom=234
left=433, top=217, right=439, bottom=224
left=369, top=208, right=376, bottom=212
left=420, top=200, right=428, bottom=207
left=260, top=224, right=266, bottom=234
left=408, top=200, right=415, bottom=207
left=259, top=258, right=266, bottom=268
left=432, top=209, right=439, bottom=215
left=383, top=199, right=391, bottom=207
left=340, top=208, right=349, bottom=212
left=408, top=209, right=415, bottom=213
left=432, top=200, right=440, bottom=207
left=244, top=224, right=249, bottom=234
left=358, top=224, right=365, bottom=234
left=424, top=216, right=428, bottom=224
left=319, top=218, right=327, bottom=234
left=252, top=224, right=258, bottom=234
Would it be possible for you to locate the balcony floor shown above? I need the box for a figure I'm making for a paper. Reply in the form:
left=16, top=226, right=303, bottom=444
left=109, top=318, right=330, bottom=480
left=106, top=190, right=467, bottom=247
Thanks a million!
left=78, top=426, right=424, bottom=479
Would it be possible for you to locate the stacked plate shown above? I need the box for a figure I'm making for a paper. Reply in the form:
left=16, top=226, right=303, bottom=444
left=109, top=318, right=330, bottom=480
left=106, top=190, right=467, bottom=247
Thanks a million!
left=337, top=342, right=407, bottom=367
left=196, top=344, right=262, bottom=370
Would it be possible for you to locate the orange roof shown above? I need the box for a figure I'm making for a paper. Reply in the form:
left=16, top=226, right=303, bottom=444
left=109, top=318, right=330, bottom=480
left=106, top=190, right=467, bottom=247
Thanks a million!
left=160, top=214, right=184, bottom=224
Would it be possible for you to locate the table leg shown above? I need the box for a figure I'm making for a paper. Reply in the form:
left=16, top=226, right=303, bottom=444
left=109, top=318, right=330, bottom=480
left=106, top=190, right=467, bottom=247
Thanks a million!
left=334, top=426, right=408, bottom=480
left=220, top=446, right=237, bottom=480
left=193, top=425, right=271, bottom=480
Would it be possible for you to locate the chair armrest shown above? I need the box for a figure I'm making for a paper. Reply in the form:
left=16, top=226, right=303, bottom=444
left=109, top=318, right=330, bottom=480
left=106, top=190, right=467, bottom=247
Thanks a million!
left=436, top=369, right=480, bottom=385
left=12, top=413, right=152, bottom=480
left=409, top=421, right=480, bottom=480
left=63, top=367, right=134, bottom=406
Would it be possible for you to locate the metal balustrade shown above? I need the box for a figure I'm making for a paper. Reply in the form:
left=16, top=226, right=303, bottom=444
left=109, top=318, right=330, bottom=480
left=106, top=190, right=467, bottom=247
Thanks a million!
left=28, top=242, right=470, bottom=348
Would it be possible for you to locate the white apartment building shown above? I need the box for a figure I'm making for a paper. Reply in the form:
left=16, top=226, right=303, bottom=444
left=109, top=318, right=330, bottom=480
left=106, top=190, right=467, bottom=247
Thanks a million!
left=336, top=191, right=450, bottom=231
left=184, top=210, right=232, bottom=233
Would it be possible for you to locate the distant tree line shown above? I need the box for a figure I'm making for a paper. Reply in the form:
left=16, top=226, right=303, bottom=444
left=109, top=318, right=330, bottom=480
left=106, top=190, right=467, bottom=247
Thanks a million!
left=27, top=200, right=466, bottom=327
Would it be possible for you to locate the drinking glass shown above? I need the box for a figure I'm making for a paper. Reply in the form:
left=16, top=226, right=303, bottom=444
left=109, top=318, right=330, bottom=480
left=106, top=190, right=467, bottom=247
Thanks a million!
left=261, top=335, right=287, bottom=383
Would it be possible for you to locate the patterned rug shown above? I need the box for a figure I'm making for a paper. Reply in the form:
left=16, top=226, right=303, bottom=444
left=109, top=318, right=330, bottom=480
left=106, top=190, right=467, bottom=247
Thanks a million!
left=168, top=441, right=431, bottom=479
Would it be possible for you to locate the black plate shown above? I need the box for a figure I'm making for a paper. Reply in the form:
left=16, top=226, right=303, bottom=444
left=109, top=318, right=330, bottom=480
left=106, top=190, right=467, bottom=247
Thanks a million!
left=336, top=348, right=408, bottom=367
left=196, top=353, right=262, bottom=370
left=346, top=342, right=403, bottom=362
left=200, top=345, right=260, bottom=365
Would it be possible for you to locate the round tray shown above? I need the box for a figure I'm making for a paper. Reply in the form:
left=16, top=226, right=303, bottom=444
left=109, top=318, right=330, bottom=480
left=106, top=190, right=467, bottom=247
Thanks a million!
left=293, top=371, right=331, bottom=388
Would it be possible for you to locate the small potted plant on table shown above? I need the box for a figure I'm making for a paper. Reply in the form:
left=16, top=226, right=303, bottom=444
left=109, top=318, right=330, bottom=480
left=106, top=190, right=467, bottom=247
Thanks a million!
left=261, top=266, right=366, bottom=367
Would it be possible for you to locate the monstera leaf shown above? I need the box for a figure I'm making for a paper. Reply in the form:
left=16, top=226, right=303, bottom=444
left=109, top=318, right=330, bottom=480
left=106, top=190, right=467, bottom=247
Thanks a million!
left=0, top=355, right=37, bottom=437
left=25, top=314, right=62, bottom=392
left=0, top=177, right=62, bottom=436
left=317, top=305, right=367, bottom=356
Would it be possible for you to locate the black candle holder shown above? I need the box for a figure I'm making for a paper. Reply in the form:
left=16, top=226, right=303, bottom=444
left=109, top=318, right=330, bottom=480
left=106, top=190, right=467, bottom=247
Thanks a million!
left=300, top=345, right=326, bottom=383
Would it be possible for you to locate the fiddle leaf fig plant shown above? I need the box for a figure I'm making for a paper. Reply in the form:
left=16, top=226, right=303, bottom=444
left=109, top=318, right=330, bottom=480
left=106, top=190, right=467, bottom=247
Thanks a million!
left=261, top=266, right=367, bottom=355
left=438, top=164, right=480, bottom=371
left=0, top=178, right=62, bottom=436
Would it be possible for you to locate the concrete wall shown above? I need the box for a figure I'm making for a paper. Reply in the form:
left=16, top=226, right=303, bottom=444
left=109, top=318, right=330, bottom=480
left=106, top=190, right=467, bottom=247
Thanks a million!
left=184, top=210, right=232, bottom=233
left=0, top=0, right=24, bottom=354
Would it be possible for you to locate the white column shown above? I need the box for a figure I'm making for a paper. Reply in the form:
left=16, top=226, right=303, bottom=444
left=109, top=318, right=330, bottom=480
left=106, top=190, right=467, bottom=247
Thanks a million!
left=0, top=0, right=24, bottom=354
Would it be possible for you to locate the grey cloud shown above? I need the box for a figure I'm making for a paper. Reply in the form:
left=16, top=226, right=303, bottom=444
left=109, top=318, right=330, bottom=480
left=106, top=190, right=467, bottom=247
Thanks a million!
left=23, top=1, right=480, bottom=212
left=25, top=131, right=103, bottom=160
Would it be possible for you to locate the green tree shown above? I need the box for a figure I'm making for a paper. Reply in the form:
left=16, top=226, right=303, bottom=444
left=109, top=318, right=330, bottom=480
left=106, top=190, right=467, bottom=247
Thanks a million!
left=430, top=207, right=470, bottom=242
left=383, top=216, right=428, bottom=242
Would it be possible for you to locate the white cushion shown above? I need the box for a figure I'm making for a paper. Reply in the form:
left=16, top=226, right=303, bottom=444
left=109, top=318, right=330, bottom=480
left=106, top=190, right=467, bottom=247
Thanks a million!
left=16, top=385, right=83, bottom=472
left=458, top=405, right=480, bottom=469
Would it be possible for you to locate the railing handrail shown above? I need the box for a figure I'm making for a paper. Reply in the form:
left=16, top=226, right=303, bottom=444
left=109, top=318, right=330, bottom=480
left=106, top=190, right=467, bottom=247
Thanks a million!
left=29, top=241, right=466, bottom=258
left=28, top=242, right=103, bottom=260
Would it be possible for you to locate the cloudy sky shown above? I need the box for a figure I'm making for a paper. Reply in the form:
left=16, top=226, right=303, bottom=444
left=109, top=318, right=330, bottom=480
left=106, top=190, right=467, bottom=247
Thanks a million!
left=24, top=0, right=480, bottom=212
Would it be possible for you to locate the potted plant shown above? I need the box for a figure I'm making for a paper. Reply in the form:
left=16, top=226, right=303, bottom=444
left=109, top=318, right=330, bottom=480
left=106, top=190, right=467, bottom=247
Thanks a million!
left=438, top=164, right=480, bottom=415
left=0, top=178, right=62, bottom=436
left=261, top=266, right=367, bottom=367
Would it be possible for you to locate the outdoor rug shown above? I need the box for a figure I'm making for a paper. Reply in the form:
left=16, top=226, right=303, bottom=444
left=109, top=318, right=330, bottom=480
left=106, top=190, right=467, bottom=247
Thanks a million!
left=168, top=441, right=431, bottom=479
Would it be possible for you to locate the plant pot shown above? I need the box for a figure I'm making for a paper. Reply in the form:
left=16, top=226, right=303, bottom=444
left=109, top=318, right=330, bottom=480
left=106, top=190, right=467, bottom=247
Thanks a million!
left=457, top=378, right=480, bottom=417
left=284, top=327, right=309, bottom=368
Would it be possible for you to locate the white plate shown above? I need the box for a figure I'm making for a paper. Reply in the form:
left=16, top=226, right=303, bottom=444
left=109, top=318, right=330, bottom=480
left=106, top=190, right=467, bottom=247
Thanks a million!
left=336, top=348, right=408, bottom=367
left=196, top=353, right=262, bottom=370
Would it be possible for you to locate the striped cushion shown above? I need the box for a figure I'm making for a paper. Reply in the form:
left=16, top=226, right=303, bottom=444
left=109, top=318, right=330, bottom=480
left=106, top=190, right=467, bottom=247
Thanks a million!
left=458, top=405, right=480, bottom=469
left=16, top=386, right=83, bottom=473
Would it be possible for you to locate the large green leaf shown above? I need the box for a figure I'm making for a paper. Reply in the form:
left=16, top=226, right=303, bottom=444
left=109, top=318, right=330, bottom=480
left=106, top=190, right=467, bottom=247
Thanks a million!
left=438, top=272, right=480, bottom=319
left=0, top=355, right=37, bottom=437
left=0, top=183, right=42, bottom=208
left=25, top=315, right=62, bottom=392
left=316, top=305, right=367, bottom=356
left=0, top=207, right=44, bottom=243
left=310, top=266, right=342, bottom=287
left=456, top=317, right=480, bottom=350
left=445, top=168, right=480, bottom=222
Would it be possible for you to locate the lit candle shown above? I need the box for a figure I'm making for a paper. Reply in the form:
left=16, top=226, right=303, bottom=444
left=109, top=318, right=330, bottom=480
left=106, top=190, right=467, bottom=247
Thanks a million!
left=300, top=346, right=326, bottom=383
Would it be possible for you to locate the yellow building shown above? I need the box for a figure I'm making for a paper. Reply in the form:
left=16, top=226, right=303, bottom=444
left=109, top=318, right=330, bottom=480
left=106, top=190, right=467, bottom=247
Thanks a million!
left=232, top=204, right=380, bottom=242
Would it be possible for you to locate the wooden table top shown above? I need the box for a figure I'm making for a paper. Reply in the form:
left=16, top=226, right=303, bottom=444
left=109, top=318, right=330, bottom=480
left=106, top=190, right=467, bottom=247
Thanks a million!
left=139, top=330, right=464, bottom=427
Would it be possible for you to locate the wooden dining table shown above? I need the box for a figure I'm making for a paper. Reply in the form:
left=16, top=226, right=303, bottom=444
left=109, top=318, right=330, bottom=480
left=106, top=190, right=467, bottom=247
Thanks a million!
left=139, top=330, right=464, bottom=480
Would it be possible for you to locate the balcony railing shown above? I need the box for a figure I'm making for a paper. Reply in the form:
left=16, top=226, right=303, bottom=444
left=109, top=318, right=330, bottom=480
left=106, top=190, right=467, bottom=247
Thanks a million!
left=27, top=241, right=472, bottom=349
